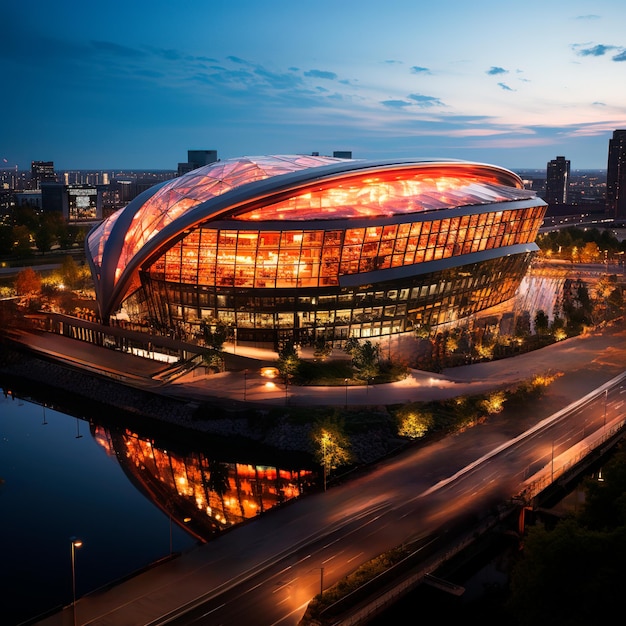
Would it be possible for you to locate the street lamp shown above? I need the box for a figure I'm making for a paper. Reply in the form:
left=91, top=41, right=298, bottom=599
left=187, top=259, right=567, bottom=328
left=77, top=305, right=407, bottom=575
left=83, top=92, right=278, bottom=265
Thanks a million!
left=322, top=431, right=329, bottom=492
left=70, top=536, right=82, bottom=626
left=344, top=378, right=348, bottom=409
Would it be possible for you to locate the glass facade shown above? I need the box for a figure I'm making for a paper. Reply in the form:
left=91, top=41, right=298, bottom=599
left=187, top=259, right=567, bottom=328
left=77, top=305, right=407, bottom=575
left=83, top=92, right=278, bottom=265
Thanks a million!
left=86, top=156, right=547, bottom=347
left=150, top=205, right=543, bottom=291
left=96, top=425, right=314, bottom=540
left=135, top=250, right=535, bottom=346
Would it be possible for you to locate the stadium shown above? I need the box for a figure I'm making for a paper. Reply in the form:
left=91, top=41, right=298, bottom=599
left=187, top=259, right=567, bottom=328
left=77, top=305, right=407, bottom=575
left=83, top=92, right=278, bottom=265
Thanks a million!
left=85, top=155, right=547, bottom=349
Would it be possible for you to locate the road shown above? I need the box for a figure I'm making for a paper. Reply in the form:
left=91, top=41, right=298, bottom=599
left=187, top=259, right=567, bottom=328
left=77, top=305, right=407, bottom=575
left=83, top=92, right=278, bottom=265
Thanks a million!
left=34, top=357, right=626, bottom=625
left=160, top=376, right=626, bottom=626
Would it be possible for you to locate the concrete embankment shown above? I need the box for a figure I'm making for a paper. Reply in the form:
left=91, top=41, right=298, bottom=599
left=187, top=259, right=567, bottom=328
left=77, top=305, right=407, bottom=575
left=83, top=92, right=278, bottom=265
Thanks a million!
left=0, top=340, right=404, bottom=466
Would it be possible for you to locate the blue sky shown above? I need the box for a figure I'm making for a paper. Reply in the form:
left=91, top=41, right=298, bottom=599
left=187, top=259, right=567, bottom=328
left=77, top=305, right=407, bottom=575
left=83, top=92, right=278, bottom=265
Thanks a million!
left=3, top=0, right=626, bottom=171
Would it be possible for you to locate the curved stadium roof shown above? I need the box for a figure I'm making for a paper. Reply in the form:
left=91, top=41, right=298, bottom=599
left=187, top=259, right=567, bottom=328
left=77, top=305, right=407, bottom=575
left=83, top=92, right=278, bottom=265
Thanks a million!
left=86, top=155, right=537, bottom=318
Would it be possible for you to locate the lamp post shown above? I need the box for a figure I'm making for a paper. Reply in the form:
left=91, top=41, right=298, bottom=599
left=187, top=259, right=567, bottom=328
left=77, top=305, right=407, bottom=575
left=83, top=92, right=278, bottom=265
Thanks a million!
left=322, top=431, right=329, bottom=492
left=70, top=537, right=82, bottom=626
left=344, top=378, right=348, bottom=409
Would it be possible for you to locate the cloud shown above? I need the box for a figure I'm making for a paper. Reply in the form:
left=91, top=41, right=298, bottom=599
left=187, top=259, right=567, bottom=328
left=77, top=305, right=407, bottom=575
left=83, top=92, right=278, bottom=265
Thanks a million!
left=613, top=50, right=626, bottom=62
left=497, top=83, right=515, bottom=91
left=410, top=66, right=430, bottom=74
left=90, top=40, right=146, bottom=58
left=304, top=69, right=338, bottom=80
left=381, top=99, right=412, bottom=109
left=486, top=66, right=507, bottom=75
left=575, top=14, right=600, bottom=20
left=575, top=44, right=617, bottom=56
left=254, top=67, right=305, bottom=90
left=408, top=93, right=444, bottom=108
left=145, top=47, right=184, bottom=61
left=226, top=55, right=250, bottom=65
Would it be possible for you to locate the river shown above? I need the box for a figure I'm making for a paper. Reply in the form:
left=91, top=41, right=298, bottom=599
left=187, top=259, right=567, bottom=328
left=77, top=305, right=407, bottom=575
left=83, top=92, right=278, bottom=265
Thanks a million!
left=0, top=380, right=315, bottom=625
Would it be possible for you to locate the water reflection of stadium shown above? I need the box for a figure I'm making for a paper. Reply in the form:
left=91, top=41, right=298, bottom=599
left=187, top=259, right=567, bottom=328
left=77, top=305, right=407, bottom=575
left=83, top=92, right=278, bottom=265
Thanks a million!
left=92, top=424, right=316, bottom=543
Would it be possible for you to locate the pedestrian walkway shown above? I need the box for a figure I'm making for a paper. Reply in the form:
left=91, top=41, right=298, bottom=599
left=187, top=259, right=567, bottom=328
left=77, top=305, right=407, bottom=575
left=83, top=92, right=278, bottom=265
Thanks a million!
left=5, top=322, right=626, bottom=408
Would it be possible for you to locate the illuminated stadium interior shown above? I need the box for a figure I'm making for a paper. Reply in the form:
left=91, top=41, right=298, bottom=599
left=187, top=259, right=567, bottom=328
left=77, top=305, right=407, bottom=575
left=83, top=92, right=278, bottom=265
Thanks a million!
left=86, top=155, right=547, bottom=349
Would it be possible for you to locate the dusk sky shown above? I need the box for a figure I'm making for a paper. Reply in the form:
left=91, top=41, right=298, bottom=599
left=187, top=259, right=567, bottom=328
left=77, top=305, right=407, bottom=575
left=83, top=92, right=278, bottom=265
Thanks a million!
left=3, top=0, right=626, bottom=172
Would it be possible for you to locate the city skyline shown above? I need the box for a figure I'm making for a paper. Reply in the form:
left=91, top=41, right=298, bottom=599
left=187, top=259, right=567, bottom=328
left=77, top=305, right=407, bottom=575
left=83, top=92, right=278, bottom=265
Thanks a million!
left=3, top=1, right=626, bottom=172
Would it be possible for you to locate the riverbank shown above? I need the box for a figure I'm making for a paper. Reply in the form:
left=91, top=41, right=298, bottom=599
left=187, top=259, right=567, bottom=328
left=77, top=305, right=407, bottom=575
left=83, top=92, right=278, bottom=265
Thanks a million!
left=2, top=318, right=626, bottom=469
left=0, top=340, right=405, bottom=466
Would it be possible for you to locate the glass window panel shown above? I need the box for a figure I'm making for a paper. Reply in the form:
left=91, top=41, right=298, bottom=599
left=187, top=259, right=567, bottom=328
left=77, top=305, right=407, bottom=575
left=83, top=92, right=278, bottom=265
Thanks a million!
left=410, top=222, right=422, bottom=236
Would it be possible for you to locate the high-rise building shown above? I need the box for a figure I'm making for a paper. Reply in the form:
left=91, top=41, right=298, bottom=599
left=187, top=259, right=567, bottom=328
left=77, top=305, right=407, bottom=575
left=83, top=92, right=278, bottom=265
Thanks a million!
left=31, top=161, right=57, bottom=189
left=41, top=183, right=102, bottom=222
left=545, top=156, right=570, bottom=205
left=606, top=130, right=626, bottom=220
left=177, top=150, right=218, bottom=176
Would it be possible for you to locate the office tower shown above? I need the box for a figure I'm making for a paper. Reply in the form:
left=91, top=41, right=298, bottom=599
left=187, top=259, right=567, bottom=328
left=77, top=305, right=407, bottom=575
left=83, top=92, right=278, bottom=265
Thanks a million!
left=31, top=161, right=57, bottom=189
left=41, top=183, right=102, bottom=222
left=606, top=130, right=626, bottom=220
left=545, top=156, right=570, bottom=205
left=178, top=150, right=218, bottom=176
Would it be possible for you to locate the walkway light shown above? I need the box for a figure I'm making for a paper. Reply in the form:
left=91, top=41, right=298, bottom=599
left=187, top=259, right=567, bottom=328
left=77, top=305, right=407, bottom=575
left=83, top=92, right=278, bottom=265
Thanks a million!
left=70, top=536, right=82, bottom=626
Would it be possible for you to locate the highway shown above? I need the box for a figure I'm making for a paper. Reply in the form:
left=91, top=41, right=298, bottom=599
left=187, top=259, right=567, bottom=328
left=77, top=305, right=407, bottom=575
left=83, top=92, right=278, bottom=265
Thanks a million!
left=159, top=376, right=626, bottom=626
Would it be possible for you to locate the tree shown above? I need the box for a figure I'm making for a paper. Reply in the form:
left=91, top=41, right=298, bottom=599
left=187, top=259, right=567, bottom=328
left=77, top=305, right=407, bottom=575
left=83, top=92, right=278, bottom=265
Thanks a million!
left=534, top=310, right=549, bottom=335
left=313, top=335, right=333, bottom=360
left=0, top=224, right=13, bottom=255
left=549, top=314, right=566, bottom=341
left=580, top=241, right=600, bottom=263
left=12, top=225, right=32, bottom=257
left=61, top=255, right=80, bottom=289
left=34, top=225, right=54, bottom=255
left=397, top=409, right=433, bottom=439
left=607, top=287, right=624, bottom=318
left=277, top=340, right=301, bottom=380
left=200, top=319, right=230, bottom=350
left=343, top=337, right=361, bottom=359
left=414, top=323, right=432, bottom=339
left=311, top=417, right=353, bottom=489
left=15, top=267, right=42, bottom=296
left=202, top=348, right=225, bottom=373
left=344, top=338, right=380, bottom=380
left=479, top=390, right=506, bottom=415
left=507, top=443, right=626, bottom=626
left=514, top=311, right=531, bottom=338
left=199, top=320, right=229, bottom=373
